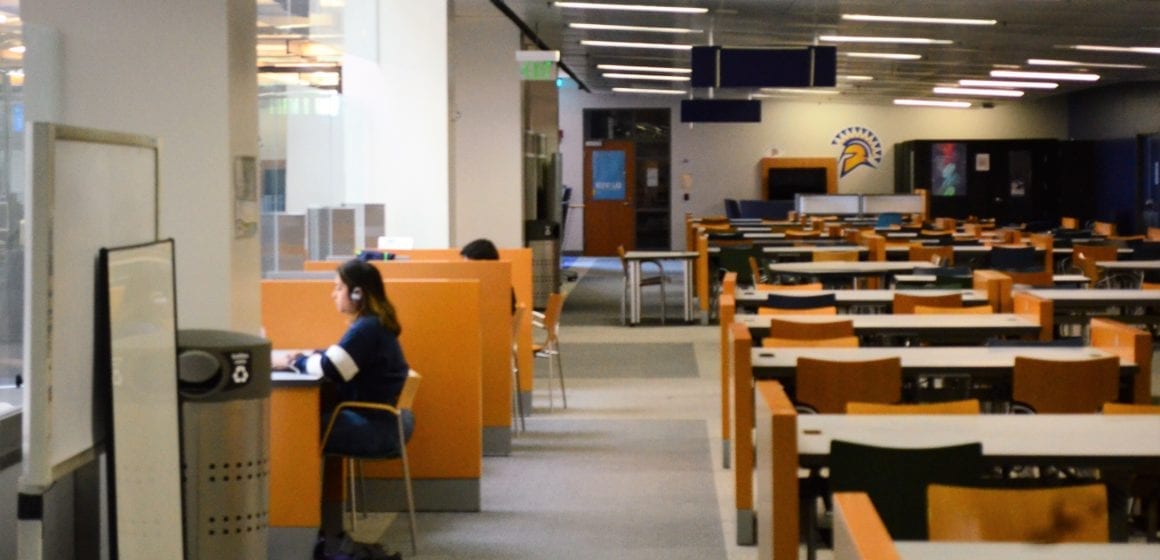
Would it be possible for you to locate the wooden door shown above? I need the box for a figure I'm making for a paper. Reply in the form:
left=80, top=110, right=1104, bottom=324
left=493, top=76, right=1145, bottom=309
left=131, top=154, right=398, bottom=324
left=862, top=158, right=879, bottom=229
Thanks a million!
left=583, top=140, right=635, bottom=256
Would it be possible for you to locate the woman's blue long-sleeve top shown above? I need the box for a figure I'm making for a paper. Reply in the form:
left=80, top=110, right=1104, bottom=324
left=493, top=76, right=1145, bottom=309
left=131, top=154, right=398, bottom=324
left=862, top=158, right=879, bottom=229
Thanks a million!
left=294, top=315, right=409, bottom=406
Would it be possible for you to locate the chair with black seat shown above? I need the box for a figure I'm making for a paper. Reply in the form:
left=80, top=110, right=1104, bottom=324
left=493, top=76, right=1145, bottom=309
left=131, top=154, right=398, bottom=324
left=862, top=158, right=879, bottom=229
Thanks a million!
left=715, top=244, right=756, bottom=288
left=927, top=483, right=1109, bottom=543
left=533, top=292, right=567, bottom=410
left=1011, top=356, right=1119, bottom=413
left=758, top=293, right=838, bottom=315
left=321, top=370, right=421, bottom=552
left=617, top=244, right=667, bottom=324
left=795, top=356, right=902, bottom=414
left=989, top=245, right=1040, bottom=272
left=829, top=441, right=984, bottom=540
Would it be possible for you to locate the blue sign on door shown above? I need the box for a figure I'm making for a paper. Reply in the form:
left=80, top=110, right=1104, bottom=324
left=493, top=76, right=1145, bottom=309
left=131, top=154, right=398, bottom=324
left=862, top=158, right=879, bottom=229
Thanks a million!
left=592, top=150, right=626, bottom=201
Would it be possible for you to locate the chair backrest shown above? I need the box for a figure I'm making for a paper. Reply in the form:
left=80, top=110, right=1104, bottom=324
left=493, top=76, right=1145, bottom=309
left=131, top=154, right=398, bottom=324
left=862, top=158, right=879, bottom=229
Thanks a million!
left=724, top=198, right=741, bottom=219
left=846, top=399, right=980, bottom=414
left=1148, top=227, right=1160, bottom=241
left=767, top=317, right=854, bottom=340
left=831, top=441, right=984, bottom=540
left=541, top=292, right=564, bottom=343
left=1092, top=221, right=1116, bottom=237
left=892, top=292, right=963, bottom=314
left=1102, top=402, right=1160, bottom=414
left=1073, top=244, right=1118, bottom=286
left=754, top=282, right=824, bottom=291
left=875, top=212, right=903, bottom=228
left=762, top=292, right=837, bottom=310
left=616, top=244, right=629, bottom=273
left=785, top=229, right=821, bottom=239
left=812, top=250, right=861, bottom=262
left=908, top=244, right=954, bottom=266
left=397, top=370, right=423, bottom=411
left=1060, top=216, right=1080, bottom=229
left=718, top=245, right=757, bottom=286
left=1012, top=356, right=1119, bottom=413
left=795, top=356, right=901, bottom=413
left=989, top=245, right=1039, bottom=272
left=758, top=306, right=837, bottom=315
left=511, top=303, right=526, bottom=344
left=763, top=335, right=859, bottom=348
left=912, top=304, right=992, bottom=314
left=927, top=483, right=1109, bottom=543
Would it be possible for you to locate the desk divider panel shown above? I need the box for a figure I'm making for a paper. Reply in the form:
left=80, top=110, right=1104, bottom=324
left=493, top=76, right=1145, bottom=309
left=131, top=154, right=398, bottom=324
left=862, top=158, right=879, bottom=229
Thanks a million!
left=698, top=234, right=712, bottom=317
left=755, top=381, right=800, bottom=560
left=1090, top=318, right=1152, bottom=404
left=730, top=322, right=757, bottom=544
left=305, top=259, right=513, bottom=455
left=1012, top=292, right=1053, bottom=341
left=261, top=279, right=484, bottom=513
left=832, top=492, right=901, bottom=560
left=972, top=270, right=1012, bottom=312
left=719, top=294, right=736, bottom=468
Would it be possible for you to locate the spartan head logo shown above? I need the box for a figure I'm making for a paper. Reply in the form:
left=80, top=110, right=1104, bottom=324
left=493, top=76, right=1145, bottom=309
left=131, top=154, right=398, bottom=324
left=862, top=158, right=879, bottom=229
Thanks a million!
left=831, top=127, right=884, bottom=178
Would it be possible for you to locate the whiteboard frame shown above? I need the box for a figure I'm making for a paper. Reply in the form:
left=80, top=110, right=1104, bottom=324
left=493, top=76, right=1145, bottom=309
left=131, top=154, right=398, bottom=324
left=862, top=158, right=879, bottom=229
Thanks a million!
left=21, top=123, right=159, bottom=493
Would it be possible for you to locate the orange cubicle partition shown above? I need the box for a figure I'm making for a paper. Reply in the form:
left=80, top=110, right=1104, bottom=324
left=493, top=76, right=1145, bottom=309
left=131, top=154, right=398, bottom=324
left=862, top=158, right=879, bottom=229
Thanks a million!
left=263, top=278, right=484, bottom=523
left=1090, top=318, right=1152, bottom=404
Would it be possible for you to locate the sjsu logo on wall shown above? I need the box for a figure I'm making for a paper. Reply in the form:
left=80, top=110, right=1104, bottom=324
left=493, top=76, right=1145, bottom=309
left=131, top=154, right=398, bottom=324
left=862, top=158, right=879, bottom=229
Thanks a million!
left=831, top=126, right=883, bottom=177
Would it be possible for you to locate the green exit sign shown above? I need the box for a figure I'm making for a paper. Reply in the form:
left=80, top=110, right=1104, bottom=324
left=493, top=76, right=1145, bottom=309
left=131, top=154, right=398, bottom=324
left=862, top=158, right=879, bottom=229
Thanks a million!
left=520, top=60, right=556, bottom=81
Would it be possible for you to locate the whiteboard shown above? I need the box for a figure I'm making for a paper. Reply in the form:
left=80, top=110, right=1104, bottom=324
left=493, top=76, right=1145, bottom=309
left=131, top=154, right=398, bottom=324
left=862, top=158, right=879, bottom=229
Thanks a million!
left=22, top=123, right=159, bottom=492
left=861, top=194, right=925, bottom=214
left=795, top=194, right=860, bottom=215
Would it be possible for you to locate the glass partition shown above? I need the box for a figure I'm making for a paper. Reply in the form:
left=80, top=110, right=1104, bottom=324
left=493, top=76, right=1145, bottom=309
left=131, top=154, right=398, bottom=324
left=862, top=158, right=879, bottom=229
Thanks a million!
left=0, top=7, right=23, bottom=388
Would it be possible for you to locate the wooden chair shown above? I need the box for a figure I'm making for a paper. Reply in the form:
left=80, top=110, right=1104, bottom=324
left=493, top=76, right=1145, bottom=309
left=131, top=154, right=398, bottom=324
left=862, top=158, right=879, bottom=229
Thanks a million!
left=933, top=217, right=956, bottom=231
left=753, top=282, right=824, bottom=291
left=846, top=399, right=980, bottom=414
left=322, top=370, right=421, bottom=551
left=767, top=317, right=853, bottom=340
left=1143, top=281, right=1160, bottom=290
left=764, top=335, right=859, bottom=348
left=747, top=255, right=765, bottom=285
left=795, top=356, right=901, bottom=413
left=1093, top=221, right=1117, bottom=237
left=785, top=229, right=822, bottom=239
left=617, top=244, right=667, bottom=323
left=892, top=292, right=962, bottom=314
left=912, top=304, right=992, bottom=314
left=1147, top=227, right=1160, bottom=241
left=812, top=249, right=861, bottom=262
left=927, top=483, right=1109, bottom=543
left=1072, top=244, right=1119, bottom=288
left=1012, top=356, right=1119, bottom=413
left=1102, top=402, right=1160, bottom=414
left=1061, top=216, right=1080, bottom=229
left=533, top=293, right=567, bottom=410
left=908, top=243, right=954, bottom=266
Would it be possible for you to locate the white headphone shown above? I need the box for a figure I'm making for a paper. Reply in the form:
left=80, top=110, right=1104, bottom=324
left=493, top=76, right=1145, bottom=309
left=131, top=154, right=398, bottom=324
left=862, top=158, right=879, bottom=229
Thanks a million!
left=350, top=288, right=363, bottom=302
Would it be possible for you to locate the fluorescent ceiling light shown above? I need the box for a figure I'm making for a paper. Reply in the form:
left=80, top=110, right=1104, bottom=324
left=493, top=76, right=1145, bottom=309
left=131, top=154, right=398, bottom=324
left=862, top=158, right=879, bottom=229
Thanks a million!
left=842, top=75, right=875, bottom=81
left=934, top=86, right=1024, bottom=97
left=555, top=2, right=709, bottom=14
left=570, top=23, right=701, bottom=33
left=597, top=64, right=691, bottom=73
left=611, top=87, right=687, bottom=95
left=1028, top=58, right=1147, bottom=69
left=894, top=99, right=972, bottom=108
left=843, top=14, right=997, bottom=26
left=1072, top=44, right=1160, bottom=55
left=603, top=73, right=690, bottom=81
left=581, top=40, right=692, bottom=50
left=846, top=52, right=922, bottom=60
left=8, top=45, right=24, bottom=54
left=820, top=35, right=952, bottom=45
left=960, top=79, right=1058, bottom=90
left=990, top=69, right=1099, bottom=81
left=761, top=88, right=840, bottom=95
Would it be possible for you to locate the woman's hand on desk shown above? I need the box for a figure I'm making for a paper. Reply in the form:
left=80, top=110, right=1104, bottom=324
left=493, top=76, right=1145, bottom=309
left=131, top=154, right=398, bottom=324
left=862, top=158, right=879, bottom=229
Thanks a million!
left=271, top=350, right=309, bottom=371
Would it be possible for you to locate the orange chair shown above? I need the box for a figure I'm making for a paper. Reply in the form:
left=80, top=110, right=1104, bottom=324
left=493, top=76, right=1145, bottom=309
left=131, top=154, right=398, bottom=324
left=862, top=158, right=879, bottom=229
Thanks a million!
left=912, top=304, right=992, bottom=314
left=786, top=229, right=822, bottom=239
left=812, top=249, right=861, bottom=262
left=757, top=306, right=837, bottom=315
left=1072, top=244, right=1119, bottom=288
left=847, top=399, right=980, bottom=414
left=1093, top=221, right=1117, bottom=237
left=764, top=335, right=859, bottom=348
left=795, top=357, right=901, bottom=413
left=767, top=317, right=854, bottom=340
left=753, top=282, right=824, bottom=291
left=1102, top=402, right=1160, bottom=414
left=1012, top=356, right=1119, bottom=413
left=908, top=243, right=954, bottom=266
left=1147, top=227, right=1160, bottom=241
left=892, top=292, right=962, bottom=314
left=927, top=483, right=1108, bottom=543
left=532, top=293, right=567, bottom=410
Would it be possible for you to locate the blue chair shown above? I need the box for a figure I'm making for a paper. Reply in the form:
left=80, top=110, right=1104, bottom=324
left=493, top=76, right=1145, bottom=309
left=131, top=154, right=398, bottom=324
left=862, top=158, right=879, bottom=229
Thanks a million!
left=724, top=198, right=741, bottom=219
left=875, top=212, right=903, bottom=228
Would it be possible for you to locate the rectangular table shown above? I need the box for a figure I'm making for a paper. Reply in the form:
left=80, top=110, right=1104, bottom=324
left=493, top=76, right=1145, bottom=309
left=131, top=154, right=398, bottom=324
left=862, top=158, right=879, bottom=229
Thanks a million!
left=765, top=261, right=932, bottom=284
left=623, top=250, right=697, bottom=325
left=734, top=287, right=987, bottom=312
left=736, top=312, right=1041, bottom=343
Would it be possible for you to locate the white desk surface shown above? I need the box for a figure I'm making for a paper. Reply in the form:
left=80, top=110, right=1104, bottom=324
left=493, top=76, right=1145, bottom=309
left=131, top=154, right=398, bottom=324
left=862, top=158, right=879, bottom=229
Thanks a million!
left=894, top=542, right=1160, bottom=560
left=272, top=371, right=323, bottom=383
left=751, top=346, right=1127, bottom=370
left=737, top=312, right=1037, bottom=331
left=1023, top=288, right=1160, bottom=304
left=741, top=232, right=787, bottom=239
left=896, top=274, right=1088, bottom=285
left=761, top=246, right=866, bottom=254
left=735, top=288, right=987, bottom=305
left=623, top=250, right=698, bottom=260
left=767, top=261, right=931, bottom=274
left=796, top=414, right=1160, bottom=458
left=1098, top=259, right=1160, bottom=270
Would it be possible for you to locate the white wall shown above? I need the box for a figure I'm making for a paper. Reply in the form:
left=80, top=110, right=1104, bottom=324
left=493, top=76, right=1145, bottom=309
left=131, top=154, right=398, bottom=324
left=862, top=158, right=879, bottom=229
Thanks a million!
left=449, top=9, right=522, bottom=248
left=559, top=91, right=1069, bottom=249
left=24, top=0, right=260, bottom=332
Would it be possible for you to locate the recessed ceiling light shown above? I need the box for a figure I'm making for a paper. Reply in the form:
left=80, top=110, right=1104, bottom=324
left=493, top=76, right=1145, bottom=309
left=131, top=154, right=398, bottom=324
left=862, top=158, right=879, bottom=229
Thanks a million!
left=843, top=14, right=997, bottom=26
left=8, top=45, right=24, bottom=54
left=846, top=52, right=922, bottom=60
left=960, top=79, right=1058, bottom=90
left=820, top=35, right=952, bottom=45
left=1028, top=58, right=1147, bottom=69
left=555, top=2, right=709, bottom=14
left=581, top=40, right=693, bottom=51
left=1072, top=44, right=1160, bottom=55
left=894, top=99, right=972, bottom=108
left=990, top=69, right=1100, bottom=81
left=934, top=86, right=1024, bottom=97
left=992, top=64, right=1022, bottom=69
left=570, top=23, right=702, bottom=33
left=760, top=88, right=841, bottom=95
left=603, top=73, right=690, bottom=81
left=842, top=75, right=875, bottom=81
left=597, top=64, right=691, bottom=73
left=611, top=87, right=687, bottom=95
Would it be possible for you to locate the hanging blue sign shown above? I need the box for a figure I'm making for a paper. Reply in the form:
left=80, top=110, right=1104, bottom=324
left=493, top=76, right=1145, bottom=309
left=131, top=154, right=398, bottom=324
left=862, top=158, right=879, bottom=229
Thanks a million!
left=592, top=150, right=626, bottom=201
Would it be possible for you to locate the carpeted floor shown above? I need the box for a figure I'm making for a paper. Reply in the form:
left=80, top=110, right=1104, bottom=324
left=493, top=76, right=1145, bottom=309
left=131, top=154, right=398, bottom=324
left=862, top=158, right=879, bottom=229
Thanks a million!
left=560, top=343, right=698, bottom=378
left=562, top=260, right=692, bottom=327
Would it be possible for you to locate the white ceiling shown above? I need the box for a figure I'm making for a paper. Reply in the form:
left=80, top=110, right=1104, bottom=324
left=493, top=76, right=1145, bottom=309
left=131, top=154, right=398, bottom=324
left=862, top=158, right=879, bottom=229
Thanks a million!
left=502, top=0, right=1160, bottom=106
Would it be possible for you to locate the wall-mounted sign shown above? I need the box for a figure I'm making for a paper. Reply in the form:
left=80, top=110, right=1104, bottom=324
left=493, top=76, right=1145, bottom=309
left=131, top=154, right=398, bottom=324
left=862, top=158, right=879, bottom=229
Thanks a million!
left=592, top=150, right=627, bottom=201
left=831, top=126, right=883, bottom=178
left=516, top=50, right=560, bottom=81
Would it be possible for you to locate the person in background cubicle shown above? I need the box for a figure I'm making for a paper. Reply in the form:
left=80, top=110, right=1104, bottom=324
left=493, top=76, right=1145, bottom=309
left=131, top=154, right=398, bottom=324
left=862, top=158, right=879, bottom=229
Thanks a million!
left=460, top=238, right=517, bottom=314
left=277, top=258, right=411, bottom=560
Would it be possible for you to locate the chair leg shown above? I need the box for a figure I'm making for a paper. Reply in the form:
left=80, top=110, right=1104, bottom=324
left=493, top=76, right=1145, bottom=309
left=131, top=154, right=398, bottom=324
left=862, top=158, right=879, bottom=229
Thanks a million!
left=547, top=351, right=556, bottom=411
left=512, top=358, right=526, bottom=432
left=398, top=423, right=418, bottom=555
left=346, top=458, right=358, bottom=533
left=659, top=279, right=667, bottom=325
left=555, top=345, right=567, bottom=409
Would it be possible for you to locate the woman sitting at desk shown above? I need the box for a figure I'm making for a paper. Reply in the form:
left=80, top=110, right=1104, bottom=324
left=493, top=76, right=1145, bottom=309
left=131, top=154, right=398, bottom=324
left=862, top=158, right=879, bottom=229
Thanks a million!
left=287, top=258, right=413, bottom=560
